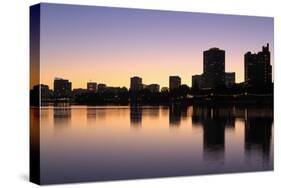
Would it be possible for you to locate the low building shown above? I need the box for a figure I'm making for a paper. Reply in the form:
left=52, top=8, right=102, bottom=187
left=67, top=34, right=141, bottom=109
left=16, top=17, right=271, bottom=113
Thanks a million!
left=225, top=72, right=235, bottom=87
left=192, top=74, right=203, bottom=89
left=146, top=84, right=160, bottom=93
left=72, top=88, right=88, bottom=96
left=97, top=83, right=107, bottom=93
left=87, top=82, right=97, bottom=93
left=169, top=76, right=181, bottom=90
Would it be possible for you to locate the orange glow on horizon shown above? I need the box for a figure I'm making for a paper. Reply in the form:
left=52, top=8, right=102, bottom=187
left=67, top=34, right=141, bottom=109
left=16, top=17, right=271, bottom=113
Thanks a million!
left=40, top=55, right=245, bottom=90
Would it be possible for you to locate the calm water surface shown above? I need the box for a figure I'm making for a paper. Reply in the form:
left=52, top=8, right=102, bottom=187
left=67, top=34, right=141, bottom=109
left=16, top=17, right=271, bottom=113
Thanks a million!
left=36, top=105, right=273, bottom=184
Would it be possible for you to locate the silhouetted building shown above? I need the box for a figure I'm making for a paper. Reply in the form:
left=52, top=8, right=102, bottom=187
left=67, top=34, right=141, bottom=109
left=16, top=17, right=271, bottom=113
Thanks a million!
left=97, top=83, right=106, bottom=93
left=169, top=76, right=181, bottom=90
left=192, top=74, right=203, bottom=89
left=39, top=84, right=52, bottom=100
left=106, top=87, right=122, bottom=94
left=31, top=84, right=53, bottom=102
left=225, top=72, right=235, bottom=87
left=161, top=87, right=169, bottom=93
left=146, top=84, right=160, bottom=93
left=244, top=43, right=272, bottom=87
left=72, top=88, right=87, bottom=97
left=54, top=78, right=72, bottom=98
left=130, top=76, right=142, bottom=91
left=87, top=82, right=97, bottom=93
left=202, top=48, right=225, bottom=88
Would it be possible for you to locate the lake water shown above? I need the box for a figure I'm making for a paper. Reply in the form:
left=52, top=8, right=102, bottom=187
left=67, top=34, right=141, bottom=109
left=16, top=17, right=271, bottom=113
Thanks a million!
left=33, top=105, right=273, bottom=184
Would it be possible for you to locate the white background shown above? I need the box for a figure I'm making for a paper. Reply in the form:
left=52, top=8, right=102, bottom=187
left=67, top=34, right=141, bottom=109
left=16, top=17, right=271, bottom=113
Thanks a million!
left=0, top=0, right=279, bottom=187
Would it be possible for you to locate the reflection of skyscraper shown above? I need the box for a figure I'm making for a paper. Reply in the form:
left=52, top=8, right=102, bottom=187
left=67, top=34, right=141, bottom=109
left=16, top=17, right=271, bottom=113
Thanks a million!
left=191, top=106, right=226, bottom=161
left=130, top=76, right=142, bottom=91
left=53, top=107, right=71, bottom=129
left=169, top=105, right=187, bottom=126
left=244, top=43, right=272, bottom=87
left=217, top=107, right=235, bottom=129
left=244, top=115, right=273, bottom=162
left=203, top=117, right=225, bottom=161
left=87, top=107, right=97, bottom=124
left=202, top=48, right=225, bottom=88
left=130, top=107, right=142, bottom=127
left=169, top=105, right=181, bottom=126
left=169, top=76, right=181, bottom=90
left=54, top=78, right=72, bottom=98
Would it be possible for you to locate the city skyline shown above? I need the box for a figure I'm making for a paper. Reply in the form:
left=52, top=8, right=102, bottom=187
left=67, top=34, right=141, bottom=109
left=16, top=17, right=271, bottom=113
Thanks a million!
left=38, top=44, right=272, bottom=91
left=38, top=3, right=274, bottom=90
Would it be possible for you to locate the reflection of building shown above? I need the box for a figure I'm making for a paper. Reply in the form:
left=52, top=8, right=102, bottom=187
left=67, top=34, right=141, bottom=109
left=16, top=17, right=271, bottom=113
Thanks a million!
left=87, top=107, right=97, bottom=124
left=97, top=83, right=106, bottom=93
left=169, top=106, right=181, bottom=126
left=130, top=107, right=142, bottom=126
left=191, top=106, right=226, bottom=160
left=146, top=84, right=160, bottom=93
left=130, top=76, right=142, bottom=91
left=244, top=43, right=272, bottom=87
left=225, top=72, right=235, bottom=87
left=202, top=48, right=225, bottom=88
left=53, top=107, right=71, bottom=128
left=169, top=105, right=187, bottom=126
left=244, top=115, right=273, bottom=162
left=87, top=82, right=97, bottom=93
left=169, top=76, right=181, bottom=90
left=54, top=78, right=72, bottom=98
left=203, top=115, right=225, bottom=161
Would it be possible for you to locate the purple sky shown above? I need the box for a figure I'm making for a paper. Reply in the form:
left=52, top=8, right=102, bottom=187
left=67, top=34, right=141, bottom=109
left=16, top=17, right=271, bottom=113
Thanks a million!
left=39, top=3, right=274, bottom=89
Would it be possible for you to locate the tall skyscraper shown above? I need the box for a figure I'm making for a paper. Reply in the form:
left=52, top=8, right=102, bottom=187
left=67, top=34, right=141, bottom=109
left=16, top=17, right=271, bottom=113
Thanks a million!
left=244, top=43, right=272, bottom=87
left=54, top=78, right=72, bottom=98
left=87, top=82, right=97, bottom=92
left=169, top=76, right=181, bottom=90
left=202, top=48, right=225, bottom=88
left=130, top=76, right=142, bottom=91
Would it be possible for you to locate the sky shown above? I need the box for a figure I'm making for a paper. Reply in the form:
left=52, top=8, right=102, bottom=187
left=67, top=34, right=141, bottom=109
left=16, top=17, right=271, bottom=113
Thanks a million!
left=39, top=3, right=274, bottom=90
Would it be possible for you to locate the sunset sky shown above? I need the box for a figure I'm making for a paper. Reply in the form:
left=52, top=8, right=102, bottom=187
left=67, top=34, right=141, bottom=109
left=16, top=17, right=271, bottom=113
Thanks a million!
left=39, top=3, right=274, bottom=90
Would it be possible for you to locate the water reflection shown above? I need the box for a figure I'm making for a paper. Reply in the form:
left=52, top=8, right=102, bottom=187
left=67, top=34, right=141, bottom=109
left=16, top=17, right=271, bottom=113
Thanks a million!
left=192, top=107, right=226, bottom=161
left=244, top=111, right=273, bottom=163
left=130, top=107, right=142, bottom=127
left=30, top=108, right=40, bottom=182
left=53, top=107, right=71, bottom=129
left=39, top=105, right=273, bottom=184
left=169, top=105, right=188, bottom=127
left=87, top=107, right=97, bottom=124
